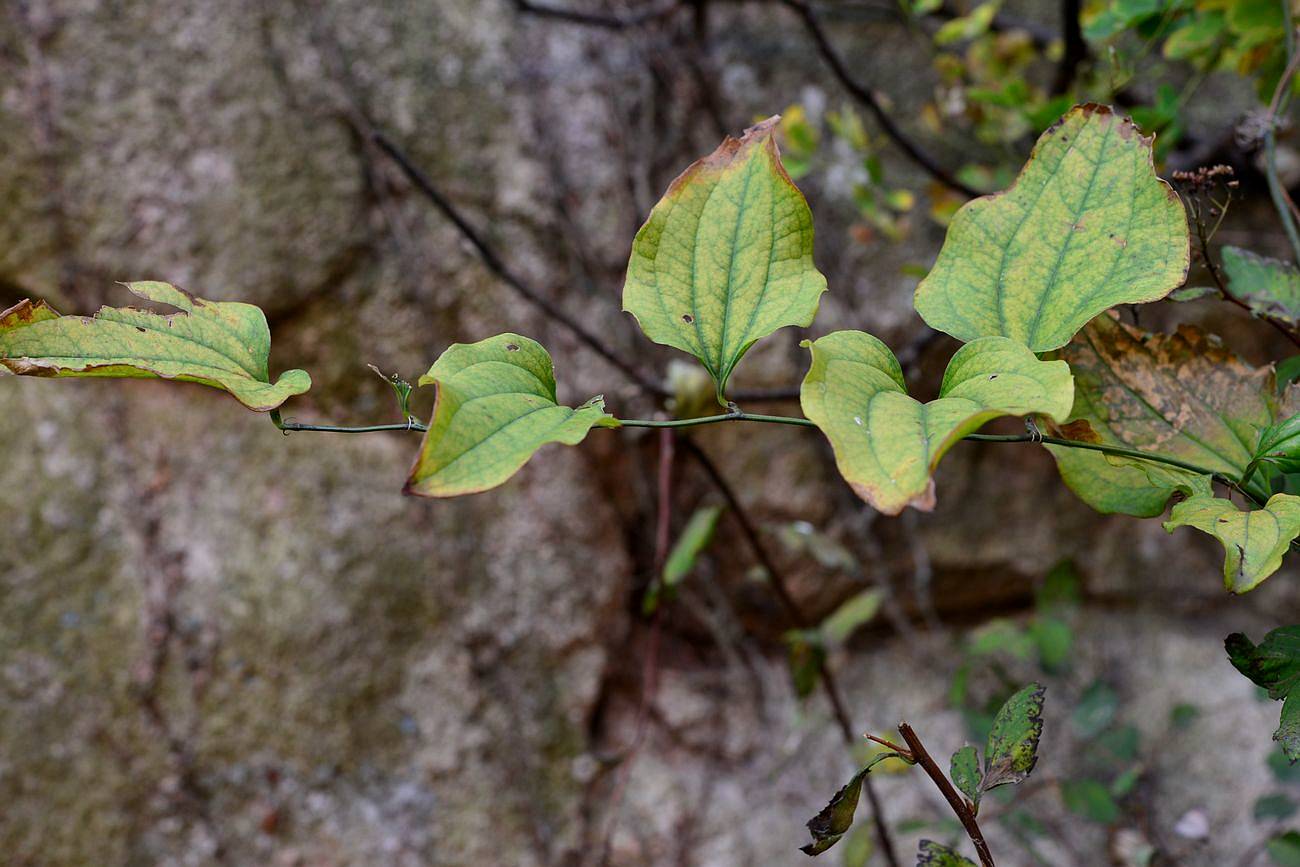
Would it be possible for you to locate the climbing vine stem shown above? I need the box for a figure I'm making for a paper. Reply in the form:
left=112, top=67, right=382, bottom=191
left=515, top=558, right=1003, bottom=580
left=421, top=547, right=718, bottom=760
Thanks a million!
left=270, top=407, right=1253, bottom=499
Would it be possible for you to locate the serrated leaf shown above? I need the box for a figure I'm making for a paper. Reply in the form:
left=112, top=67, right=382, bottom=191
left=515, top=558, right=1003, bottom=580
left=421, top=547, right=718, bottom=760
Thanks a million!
left=801, top=331, right=1073, bottom=514
left=981, top=682, right=1045, bottom=793
left=915, top=104, right=1188, bottom=351
left=950, top=745, right=982, bottom=808
left=403, top=333, right=615, bottom=498
left=1227, top=627, right=1300, bottom=761
left=1044, top=315, right=1279, bottom=516
left=622, top=117, right=828, bottom=404
left=916, top=840, right=977, bottom=866
left=0, top=283, right=310, bottom=411
left=1223, top=247, right=1300, bottom=325
left=1163, top=494, right=1300, bottom=593
left=801, top=751, right=908, bottom=856
left=645, top=505, right=723, bottom=613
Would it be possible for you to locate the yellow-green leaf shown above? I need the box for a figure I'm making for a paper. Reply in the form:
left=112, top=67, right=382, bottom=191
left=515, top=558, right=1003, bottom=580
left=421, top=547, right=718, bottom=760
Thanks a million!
left=622, top=116, right=828, bottom=404
left=800, top=332, right=1073, bottom=515
left=1045, top=315, right=1278, bottom=516
left=404, top=333, right=615, bottom=498
left=0, top=282, right=310, bottom=412
left=914, top=104, right=1188, bottom=351
left=1163, top=494, right=1300, bottom=593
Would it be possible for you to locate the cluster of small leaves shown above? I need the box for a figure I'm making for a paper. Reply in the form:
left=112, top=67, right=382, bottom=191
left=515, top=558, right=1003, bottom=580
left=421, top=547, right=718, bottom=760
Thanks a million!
left=800, top=683, right=1046, bottom=860
left=1087, top=0, right=1295, bottom=102
left=951, top=563, right=1162, bottom=840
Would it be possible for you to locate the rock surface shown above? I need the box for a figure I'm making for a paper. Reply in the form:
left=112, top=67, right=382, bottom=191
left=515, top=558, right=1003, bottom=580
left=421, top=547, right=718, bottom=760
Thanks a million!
left=1, top=1, right=1296, bottom=865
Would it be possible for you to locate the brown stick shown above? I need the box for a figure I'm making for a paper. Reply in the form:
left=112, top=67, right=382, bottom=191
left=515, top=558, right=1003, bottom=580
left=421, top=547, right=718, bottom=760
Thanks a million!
left=897, top=722, right=995, bottom=867
left=1049, top=0, right=1086, bottom=96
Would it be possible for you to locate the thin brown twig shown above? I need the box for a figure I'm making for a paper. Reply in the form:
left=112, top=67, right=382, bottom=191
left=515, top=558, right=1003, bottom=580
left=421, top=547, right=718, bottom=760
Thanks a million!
left=371, top=131, right=668, bottom=398
left=1190, top=195, right=1300, bottom=349
left=1049, top=0, right=1086, bottom=96
left=598, top=429, right=675, bottom=865
left=680, top=438, right=901, bottom=867
left=1264, top=34, right=1300, bottom=264
left=897, top=722, right=995, bottom=867
left=778, top=0, right=979, bottom=198
left=512, top=0, right=681, bottom=28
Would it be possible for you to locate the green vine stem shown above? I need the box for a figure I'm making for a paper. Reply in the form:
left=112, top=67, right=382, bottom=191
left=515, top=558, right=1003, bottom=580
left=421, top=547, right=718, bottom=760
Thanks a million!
left=271, top=407, right=1255, bottom=500
left=1265, top=18, right=1300, bottom=265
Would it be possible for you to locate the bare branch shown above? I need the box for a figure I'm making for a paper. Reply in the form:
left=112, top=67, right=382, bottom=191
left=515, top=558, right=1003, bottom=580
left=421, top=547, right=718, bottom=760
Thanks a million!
left=778, top=0, right=979, bottom=198
left=1049, top=0, right=1086, bottom=95
left=371, top=131, right=668, bottom=398
left=681, top=438, right=902, bottom=867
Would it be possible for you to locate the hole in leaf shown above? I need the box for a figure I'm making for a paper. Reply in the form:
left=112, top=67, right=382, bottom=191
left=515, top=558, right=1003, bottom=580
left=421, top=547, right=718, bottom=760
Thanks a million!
left=988, top=374, right=998, bottom=380
left=505, top=343, right=519, bottom=352
left=681, top=314, right=694, bottom=323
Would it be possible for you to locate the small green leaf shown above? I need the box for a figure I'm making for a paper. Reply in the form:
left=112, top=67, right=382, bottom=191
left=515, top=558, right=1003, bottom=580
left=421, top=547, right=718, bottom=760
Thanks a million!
left=623, top=116, right=828, bottom=404
left=368, top=363, right=415, bottom=420
left=785, top=630, right=826, bottom=699
left=1256, top=794, right=1299, bottom=821
left=950, top=745, right=982, bottom=809
left=1226, top=627, right=1300, bottom=761
left=1223, top=246, right=1300, bottom=325
left=404, top=334, right=615, bottom=498
left=819, top=588, right=885, bottom=646
left=1029, top=617, right=1073, bottom=672
left=916, top=840, right=977, bottom=866
left=801, top=332, right=1073, bottom=514
left=801, top=752, right=908, bottom=856
left=981, top=682, right=1045, bottom=793
left=1045, top=315, right=1280, bottom=516
left=0, top=283, right=310, bottom=411
left=1170, top=703, right=1200, bottom=730
left=1169, top=285, right=1217, bottom=302
left=1254, top=414, right=1300, bottom=476
left=1061, top=779, right=1121, bottom=824
left=1163, top=495, right=1300, bottom=593
left=1071, top=681, right=1119, bottom=738
left=1269, top=831, right=1300, bottom=866
left=914, top=104, right=1189, bottom=352
left=1278, top=357, right=1300, bottom=390
left=645, top=505, right=724, bottom=613
left=1272, top=749, right=1300, bottom=783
